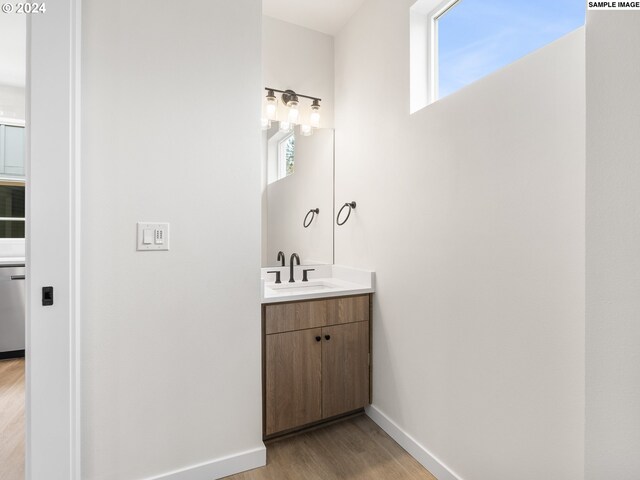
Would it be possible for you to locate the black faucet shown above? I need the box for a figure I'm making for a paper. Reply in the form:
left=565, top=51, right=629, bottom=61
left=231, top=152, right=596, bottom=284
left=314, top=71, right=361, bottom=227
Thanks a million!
left=289, top=253, right=300, bottom=283
left=277, top=251, right=285, bottom=266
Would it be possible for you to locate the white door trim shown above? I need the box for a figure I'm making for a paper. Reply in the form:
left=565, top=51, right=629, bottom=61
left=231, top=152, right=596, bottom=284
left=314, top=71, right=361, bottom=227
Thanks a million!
left=26, top=0, right=81, bottom=478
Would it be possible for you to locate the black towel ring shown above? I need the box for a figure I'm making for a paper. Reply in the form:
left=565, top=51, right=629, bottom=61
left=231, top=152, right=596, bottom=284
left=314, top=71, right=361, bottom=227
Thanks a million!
left=336, top=201, right=356, bottom=226
left=303, top=208, right=319, bottom=228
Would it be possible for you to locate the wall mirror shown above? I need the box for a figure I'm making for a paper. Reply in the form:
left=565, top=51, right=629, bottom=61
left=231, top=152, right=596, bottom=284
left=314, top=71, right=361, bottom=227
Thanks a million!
left=262, top=127, right=334, bottom=267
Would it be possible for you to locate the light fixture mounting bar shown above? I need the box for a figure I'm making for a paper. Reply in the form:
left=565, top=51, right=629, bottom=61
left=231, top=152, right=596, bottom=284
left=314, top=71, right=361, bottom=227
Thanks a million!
left=265, top=87, right=321, bottom=103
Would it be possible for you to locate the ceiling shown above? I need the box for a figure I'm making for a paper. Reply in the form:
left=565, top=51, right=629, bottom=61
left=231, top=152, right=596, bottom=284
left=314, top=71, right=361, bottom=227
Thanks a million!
left=0, top=13, right=26, bottom=87
left=0, top=2, right=357, bottom=88
left=263, top=0, right=367, bottom=35
left=0, top=2, right=356, bottom=88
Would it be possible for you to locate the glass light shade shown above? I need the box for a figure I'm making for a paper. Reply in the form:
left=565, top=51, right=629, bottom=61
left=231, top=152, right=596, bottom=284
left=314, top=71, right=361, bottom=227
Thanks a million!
left=279, top=121, right=291, bottom=132
left=261, top=118, right=271, bottom=130
left=287, top=100, right=299, bottom=124
left=300, top=124, right=312, bottom=136
left=265, top=97, right=277, bottom=121
left=310, top=106, right=321, bottom=128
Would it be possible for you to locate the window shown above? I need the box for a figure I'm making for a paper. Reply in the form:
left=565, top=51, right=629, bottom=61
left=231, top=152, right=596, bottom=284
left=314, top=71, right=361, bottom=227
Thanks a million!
left=278, top=132, right=295, bottom=179
left=0, top=183, right=25, bottom=239
left=410, top=0, right=585, bottom=109
left=266, top=130, right=296, bottom=184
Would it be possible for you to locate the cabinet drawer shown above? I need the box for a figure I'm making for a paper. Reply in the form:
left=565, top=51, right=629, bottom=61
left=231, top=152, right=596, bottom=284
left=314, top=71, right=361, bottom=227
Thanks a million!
left=265, top=295, right=370, bottom=334
left=326, top=295, right=369, bottom=326
left=265, top=300, right=328, bottom=334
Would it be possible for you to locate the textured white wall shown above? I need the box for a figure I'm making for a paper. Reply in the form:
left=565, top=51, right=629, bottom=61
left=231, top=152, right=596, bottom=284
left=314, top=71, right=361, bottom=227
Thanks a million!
left=334, top=1, right=585, bottom=478
left=81, top=1, right=263, bottom=478
left=586, top=11, right=640, bottom=480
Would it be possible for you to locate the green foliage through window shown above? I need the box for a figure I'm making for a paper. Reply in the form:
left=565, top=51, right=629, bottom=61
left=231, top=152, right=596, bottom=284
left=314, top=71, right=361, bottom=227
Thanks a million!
left=284, top=135, right=295, bottom=176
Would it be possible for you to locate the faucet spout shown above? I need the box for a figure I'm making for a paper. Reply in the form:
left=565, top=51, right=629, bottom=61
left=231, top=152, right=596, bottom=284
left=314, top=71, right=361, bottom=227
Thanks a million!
left=277, top=251, right=285, bottom=266
left=289, top=253, right=300, bottom=283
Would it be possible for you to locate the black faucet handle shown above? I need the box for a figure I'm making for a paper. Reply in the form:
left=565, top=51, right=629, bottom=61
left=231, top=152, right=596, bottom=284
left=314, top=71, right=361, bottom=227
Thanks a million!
left=267, top=270, right=282, bottom=284
left=302, top=268, right=315, bottom=282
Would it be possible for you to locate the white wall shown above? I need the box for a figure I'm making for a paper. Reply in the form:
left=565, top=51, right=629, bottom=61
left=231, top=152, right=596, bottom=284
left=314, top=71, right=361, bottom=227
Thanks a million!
left=585, top=11, right=640, bottom=480
left=266, top=128, right=334, bottom=265
left=0, top=12, right=26, bottom=89
left=262, top=16, right=334, bottom=128
left=334, top=1, right=585, bottom=479
left=81, top=1, right=263, bottom=478
left=0, top=85, right=25, bottom=121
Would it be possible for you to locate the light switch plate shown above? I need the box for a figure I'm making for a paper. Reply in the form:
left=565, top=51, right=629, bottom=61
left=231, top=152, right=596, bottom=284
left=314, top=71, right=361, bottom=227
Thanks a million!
left=137, top=222, right=170, bottom=251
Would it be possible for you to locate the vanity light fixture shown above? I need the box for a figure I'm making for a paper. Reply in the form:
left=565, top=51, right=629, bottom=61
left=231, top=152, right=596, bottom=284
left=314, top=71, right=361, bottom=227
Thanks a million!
left=265, top=90, right=278, bottom=121
left=263, top=87, right=322, bottom=134
left=310, top=99, right=321, bottom=128
left=285, top=94, right=300, bottom=123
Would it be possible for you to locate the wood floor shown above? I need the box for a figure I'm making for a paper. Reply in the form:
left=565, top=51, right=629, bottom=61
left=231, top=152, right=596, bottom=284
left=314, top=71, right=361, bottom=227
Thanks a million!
left=224, top=414, right=437, bottom=480
left=0, top=358, right=24, bottom=480
left=0, top=361, right=434, bottom=480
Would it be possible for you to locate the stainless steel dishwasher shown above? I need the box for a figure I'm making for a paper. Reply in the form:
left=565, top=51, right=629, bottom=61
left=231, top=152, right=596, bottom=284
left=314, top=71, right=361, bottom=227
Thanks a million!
left=0, top=264, right=25, bottom=357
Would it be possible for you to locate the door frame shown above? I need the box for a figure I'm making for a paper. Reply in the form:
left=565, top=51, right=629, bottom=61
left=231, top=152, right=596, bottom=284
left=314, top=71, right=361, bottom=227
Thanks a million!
left=26, top=0, right=82, bottom=478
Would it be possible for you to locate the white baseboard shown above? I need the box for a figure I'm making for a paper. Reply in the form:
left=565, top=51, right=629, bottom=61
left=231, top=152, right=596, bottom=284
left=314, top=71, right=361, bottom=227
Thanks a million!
left=366, top=405, right=463, bottom=480
left=148, top=445, right=266, bottom=480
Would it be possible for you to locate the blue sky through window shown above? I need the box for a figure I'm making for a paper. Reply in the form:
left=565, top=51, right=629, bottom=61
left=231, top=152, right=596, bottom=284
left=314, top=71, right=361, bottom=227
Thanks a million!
left=437, top=0, right=585, bottom=99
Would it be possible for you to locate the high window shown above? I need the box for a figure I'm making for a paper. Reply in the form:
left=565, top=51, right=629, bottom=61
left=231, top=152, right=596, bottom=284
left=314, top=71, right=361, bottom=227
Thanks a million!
left=410, top=0, right=585, bottom=110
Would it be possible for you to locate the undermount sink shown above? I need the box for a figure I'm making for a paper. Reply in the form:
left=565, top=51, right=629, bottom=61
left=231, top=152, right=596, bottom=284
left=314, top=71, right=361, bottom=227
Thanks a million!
left=267, top=280, right=337, bottom=293
left=261, top=265, right=375, bottom=303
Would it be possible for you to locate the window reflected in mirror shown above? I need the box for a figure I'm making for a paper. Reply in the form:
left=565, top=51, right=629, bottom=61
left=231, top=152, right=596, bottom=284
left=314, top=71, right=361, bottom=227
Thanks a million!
left=268, top=130, right=296, bottom=184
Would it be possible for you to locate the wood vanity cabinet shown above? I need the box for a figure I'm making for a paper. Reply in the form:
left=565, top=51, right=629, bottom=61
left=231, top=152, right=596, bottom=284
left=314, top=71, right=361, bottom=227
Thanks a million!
left=263, top=294, right=371, bottom=438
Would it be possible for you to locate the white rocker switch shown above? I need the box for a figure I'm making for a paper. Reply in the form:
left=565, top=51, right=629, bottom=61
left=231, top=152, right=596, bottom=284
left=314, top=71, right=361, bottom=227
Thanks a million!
left=143, top=229, right=154, bottom=245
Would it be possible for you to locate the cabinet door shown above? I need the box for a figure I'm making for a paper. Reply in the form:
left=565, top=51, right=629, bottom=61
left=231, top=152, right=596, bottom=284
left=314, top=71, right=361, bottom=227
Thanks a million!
left=322, top=321, right=370, bottom=418
left=265, top=328, right=322, bottom=436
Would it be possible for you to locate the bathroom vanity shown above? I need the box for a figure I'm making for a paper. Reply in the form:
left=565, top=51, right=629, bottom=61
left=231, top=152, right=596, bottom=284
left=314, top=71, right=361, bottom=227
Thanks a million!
left=261, top=266, right=374, bottom=439
left=261, top=125, right=375, bottom=438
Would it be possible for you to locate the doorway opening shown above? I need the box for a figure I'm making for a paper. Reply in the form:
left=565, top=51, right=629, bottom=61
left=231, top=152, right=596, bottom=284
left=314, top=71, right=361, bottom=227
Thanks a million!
left=0, top=10, right=26, bottom=479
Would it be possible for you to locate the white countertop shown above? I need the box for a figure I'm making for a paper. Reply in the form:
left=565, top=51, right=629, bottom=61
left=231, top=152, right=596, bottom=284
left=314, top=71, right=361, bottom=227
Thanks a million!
left=0, top=257, right=25, bottom=266
left=261, top=265, right=375, bottom=304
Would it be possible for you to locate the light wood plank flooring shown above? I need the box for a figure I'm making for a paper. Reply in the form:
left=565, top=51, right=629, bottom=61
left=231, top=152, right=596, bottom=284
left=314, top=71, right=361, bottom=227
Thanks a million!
left=0, top=362, right=434, bottom=480
left=0, top=358, right=25, bottom=480
left=224, top=414, right=437, bottom=480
